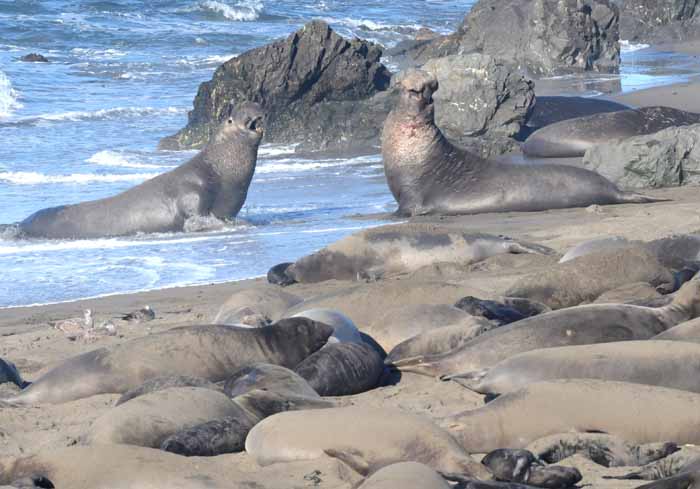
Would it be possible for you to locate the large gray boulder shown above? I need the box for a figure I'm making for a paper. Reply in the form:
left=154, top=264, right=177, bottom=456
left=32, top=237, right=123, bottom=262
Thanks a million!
left=583, top=123, right=700, bottom=189
left=159, top=21, right=392, bottom=153
left=389, top=0, right=620, bottom=76
left=420, top=54, right=535, bottom=144
left=619, top=0, right=700, bottom=42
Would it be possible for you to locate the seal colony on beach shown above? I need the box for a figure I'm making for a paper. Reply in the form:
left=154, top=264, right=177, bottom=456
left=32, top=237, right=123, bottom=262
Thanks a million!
left=380, top=69, right=662, bottom=217
left=12, top=102, right=264, bottom=239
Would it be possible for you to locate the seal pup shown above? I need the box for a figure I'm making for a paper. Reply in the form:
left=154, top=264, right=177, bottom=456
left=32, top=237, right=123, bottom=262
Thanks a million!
left=450, top=340, right=700, bottom=395
left=14, top=102, right=264, bottom=239
left=245, top=406, right=492, bottom=481
left=523, top=106, right=700, bottom=158
left=381, top=69, right=661, bottom=217
left=441, top=379, right=700, bottom=453
left=294, top=342, right=384, bottom=396
left=273, top=223, right=551, bottom=284
left=0, top=358, right=26, bottom=388
left=5, top=317, right=332, bottom=405
left=527, top=433, right=679, bottom=468
left=654, top=317, right=700, bottom=343
left=116, top=375, right=222, bottom=406
left=481, top=449, right=582, bottom=488
left=355, top=462, right=451, bottom=489
left=393, top=280, right=700, bottom=377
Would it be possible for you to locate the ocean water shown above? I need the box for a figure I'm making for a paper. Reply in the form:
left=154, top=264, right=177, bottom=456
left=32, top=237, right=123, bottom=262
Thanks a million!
left=0, top=0, right=696, bottom=307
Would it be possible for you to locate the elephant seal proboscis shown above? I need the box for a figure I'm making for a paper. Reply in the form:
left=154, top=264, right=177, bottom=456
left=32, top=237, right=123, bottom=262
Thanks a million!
left=355, top=462, right=451, bottom=489
left=289, top=309, right=362, bottom=344
left=5, top=318, right=332, bottom=405
left=526, top=433, right=679, bottom=468
left=213, top=286, right=302, bottom=326
left=654, top=317, right=700, bottom=343
left=450, top=340, right=700, bottom=395
left=116, top=375, right=222, bottom=406
left=505, top=245, right=675, bottom=309
left=381, top=69, right=661, bottom=217
left=481, top=449, right=582, bottom=488
left=271, top=223, right=552, bottom=284
left=294, top=342, right=384, bottom=396
left=0, top=358, right=25, bottom=388
left=523, top=106, right=700, bottom=158
left=245, top=406, right=492, bottom=482
left=14, top=102, right=264, bottom=239
left=393, top=280, right=700, bottom=378
left=441, top=379, right=700, bottom=453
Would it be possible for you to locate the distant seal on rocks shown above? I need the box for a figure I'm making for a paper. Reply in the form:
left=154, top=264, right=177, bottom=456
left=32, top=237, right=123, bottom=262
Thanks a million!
left=450, top=340, right=700, bottom=395
left=654, top=317, right=700, bottom=343
left=294, top=342, right=384, bottom=396
left=393, top=280, right=700, bottom=378
left=272, top=223, right=551, bottom=284
left=0, top=358, right=25, bottom=388
left=381, top=69, right=660, bottom=217
left=355, top=462, right=451, bottom=489
left=245, top=406, right=492, bottom=481
left=4, top=318, right=332, bottom=405
left=116, top=375, right=222, bottom=406
left=15, top=102, right=264, bottom=239
left=523, top=106, right=700, bottom=158
left=441, top=379, right=700, bottom=453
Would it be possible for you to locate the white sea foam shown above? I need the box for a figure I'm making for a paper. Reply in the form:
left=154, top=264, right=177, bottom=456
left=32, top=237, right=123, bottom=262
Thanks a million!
left=86, top=150, right=174, bottom=169
left=258, top=143, right=299, bottom=157
left=321, top=16, right=423, bottom=33
left=0, top=70, right=22, bottom=118
left=3, top=106, right=186, bottom=126
left=0, top=171, right=161, bottom=185
left=70, top=47, right=127, bottom=59
left=621, top=40, right=650, bottom=53
left=197, top=0, right=263, bottom=21
left=256, top=154, right=380, bottom=174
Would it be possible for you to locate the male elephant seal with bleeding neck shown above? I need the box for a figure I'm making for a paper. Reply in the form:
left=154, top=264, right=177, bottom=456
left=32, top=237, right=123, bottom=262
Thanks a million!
left=14, top=102, right=264, bottom=239
left=4, top=318, right=332, bottom=405
left=380, top=69, right=660, bottom=217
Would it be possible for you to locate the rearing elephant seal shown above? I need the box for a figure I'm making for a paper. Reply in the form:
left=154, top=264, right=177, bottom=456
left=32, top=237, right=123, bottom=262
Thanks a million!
left=15, top=102, right=264, bottom=239
left=380, top=69, right=660, bottom=217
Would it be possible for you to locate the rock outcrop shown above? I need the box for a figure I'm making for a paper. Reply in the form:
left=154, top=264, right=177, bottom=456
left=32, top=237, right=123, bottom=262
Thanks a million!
left=159, top=21, right=392, bottom=153
left=583, top=123, right=700, bottom=189
left=388, top=0, right=621, bottom=76
left=620, top=0, right=700, bottom=42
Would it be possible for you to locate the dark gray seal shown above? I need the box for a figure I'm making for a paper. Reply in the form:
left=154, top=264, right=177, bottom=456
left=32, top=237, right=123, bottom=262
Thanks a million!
left=4, top=318, right=332, bottom=405
left=15, top=102, right=264, bottom=239
left=294, top=342, right=384, bottom=396
left=453, top=297, right=549, bottom=325
left=522, top=96, right=629, bottom=135
left=481, top=449, right=582, bottom=488
left=116, top=375, right=222, bottom=406
left=523, top=106, right=700, bottom=158
left=223, top=363, right=320, bottom=400
left=0, top=358, right=25, bottom=388
left=381, top=69, right=660, bottom=217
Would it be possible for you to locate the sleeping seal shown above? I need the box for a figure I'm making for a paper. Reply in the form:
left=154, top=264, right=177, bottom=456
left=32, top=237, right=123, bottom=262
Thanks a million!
left=523, top=106, right=700, bottom=158
left=4, top=318, right=332, bottom=405
left=393, top=280, right=700, bottom=378
left=381, top=69, right=660, bottom=217
left=654, top=317, right=700, bottom=343
left=271, top=223, right=551, bottom=284
left=14, top=102, right=264, bottom=239
left=442, top=379, right=700, bottom=453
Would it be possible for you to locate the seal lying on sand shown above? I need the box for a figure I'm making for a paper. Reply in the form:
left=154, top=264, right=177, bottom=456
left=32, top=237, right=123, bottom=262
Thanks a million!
left=4, top=318, right=332, bottom=405
left=14, top=102, right=264, bottom=239
left=213, top=286, right=302, bottom=326
left=270, top=223, right=551, bottom=284
left=246, top=406, right=492, bottom=481
left=393, top=280, right=700, bottom=378
left=0, top=358, right=25, bottom=388
left=355, top=462, right=452, bottom=489
left=654, top=317, right=700, bottom=343
left=441, top=379, right=700, bottom=453
left=609, top=449, right=700, bottom=481
left=381, top=69, right=660, bottom=217
left=523, top=106, right=700, bottom=158
left=481, top=449, right=582, bottom=488
left=451, top=340, right=700, bottom=395
left=116, top=375, right=222, bottom=406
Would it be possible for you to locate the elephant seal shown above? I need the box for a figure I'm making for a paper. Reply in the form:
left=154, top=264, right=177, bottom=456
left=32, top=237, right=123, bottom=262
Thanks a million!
left=647, top=234, right=700, bottom=270
left=654, top=317, right=700, bottom=343
left=481, top=449, right=582, bottom=488
left=505, top=245, right=675, bottom=309
left=290, top=309, right=362, bottom=344
left=294, top=342, right=384, bottom=396
left=0, top=358, right=25, bottom=388
left=245, top=406, right=492, bottom=481
left=15, top=102, right=265, bottom=239
left=523, top=96, right=629, bottom=133
left=116, top=375, right=222, bottom=406
left=527, top=433, right=679, bottom=468
left=608, top=449, right=700, bottom=481
left=393, top=280, right=700, bottom=378
left=381, top=69, right=660, bottom=217
left=356, top=462, right=451, bottom=489
left=87, top=387, right=249, bottom=448
left=450, top=340, right=700, bottom=395
left=213, top=286, right=302, bottom=326
left=593, top=282, right=664, bottom=305
left=558, top=236, right=632, bottom=263
left=454, top=297, right=549, bottom=325
left=273, top=223, right=551, bottom=284
left=223, top=363, right=320, bottom=400
left=159, top=415, right=258, bottom=456
left=442, top=379, right=700, bottom=453
left=5, top=318, right=332, bottom=405
left=523, top=106, right=700, bottom=158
